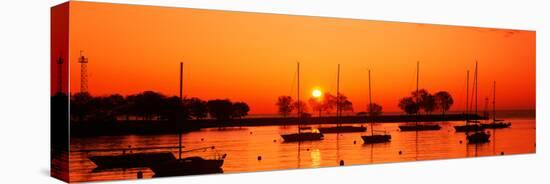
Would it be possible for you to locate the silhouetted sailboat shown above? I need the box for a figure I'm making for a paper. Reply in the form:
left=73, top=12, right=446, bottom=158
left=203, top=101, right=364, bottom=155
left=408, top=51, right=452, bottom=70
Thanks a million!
left=150, top=62, right=226, bottom=177
left=455, top=69, right=483, bottom=132
left=318, top=64, right=367, bottom=133
left=87, top=63, right=226, bottom=175
left=481, top=81, right=512, bottom=129
left=399, top=61, right=441, bottom=131
left=362, top=69, right=391, bottom=144
left=88, top=151, right=175, bottom=171
left=465, top=61, right=490, bottom=144
left=281, top=62, right=324, bottom=142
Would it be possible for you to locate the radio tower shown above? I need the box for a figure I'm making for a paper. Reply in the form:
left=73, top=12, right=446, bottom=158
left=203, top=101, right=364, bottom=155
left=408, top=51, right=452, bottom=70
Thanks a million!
left=78, top=51, right=89, bottom=93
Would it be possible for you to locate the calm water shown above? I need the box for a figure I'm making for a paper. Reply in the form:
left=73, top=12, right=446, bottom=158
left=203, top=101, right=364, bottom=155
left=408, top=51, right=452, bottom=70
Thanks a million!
left=70, top=118, right=536, bottom=182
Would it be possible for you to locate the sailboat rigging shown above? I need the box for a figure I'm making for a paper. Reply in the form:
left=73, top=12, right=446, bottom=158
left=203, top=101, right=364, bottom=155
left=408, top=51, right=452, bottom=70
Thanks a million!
left=148, top=62, right=226, bottom=177
left=318, top=64, right=367, bottom=133
left=454, top=69, right=483, bottom=132
left=361, top=69, right=391, bottom=144
left=281, top=62, right=324, bottom=142
left=465, top=61, right=490, bottom=144
left=481, top=81, right=512, bottom=129
left=399, top=61, right=441, bottom=131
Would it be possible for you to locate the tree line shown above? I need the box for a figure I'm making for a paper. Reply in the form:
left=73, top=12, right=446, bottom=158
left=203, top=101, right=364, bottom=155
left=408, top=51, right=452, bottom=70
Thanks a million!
left=276, top=89, right=453, bottom=117
left=398, top=89, right=454, bottom=115
left=276, top=92, right=384, bottom=118
left=70, top=91, right=250, bottom=123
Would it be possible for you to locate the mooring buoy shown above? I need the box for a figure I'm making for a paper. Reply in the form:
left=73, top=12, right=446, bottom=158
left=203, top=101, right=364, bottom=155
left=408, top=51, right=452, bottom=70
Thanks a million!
left=137, top=171, right=143, bottom=179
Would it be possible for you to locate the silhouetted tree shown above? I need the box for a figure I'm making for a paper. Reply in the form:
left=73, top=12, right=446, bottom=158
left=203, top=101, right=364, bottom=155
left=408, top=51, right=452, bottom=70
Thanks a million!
left=422, top=94, right=437, bottom=114
left=133, top=91, right=166, bottom=120
left=309, top=98, right=323, bottom=117
left=323, top=92, right=337, bottom=114
left=159, top=96, right=184, bottom=121
left=121, top=94, right=137, bottom=120
left=232, top=102, right=250, bottom=119
left=292, top=100, right=309, bottom=114
left=368, top=103, right=383, bottom=116
left=69, top=90, right=256, bottom=124
left=336, top=94, right=353, bottom=115
left=276, top=96, right=294, bottom=117
left=434, top=91, right=454, bottom=115
left=103, top=94, right=125, bottom=118
left=186, top=97, right=208, bottom=119
left=85, top=97, right=112, bottom=122
left=71, top=92, right=93, bottom=121
left=398, top=97, right=420, bottom=115
left=412, top=89, right=437, bottom=114
left=207, top=99, right=233, bottom=121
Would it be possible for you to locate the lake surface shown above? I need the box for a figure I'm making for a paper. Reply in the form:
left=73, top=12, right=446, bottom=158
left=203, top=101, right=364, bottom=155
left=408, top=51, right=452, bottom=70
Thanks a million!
left=70, top=118, right=536, bottom=182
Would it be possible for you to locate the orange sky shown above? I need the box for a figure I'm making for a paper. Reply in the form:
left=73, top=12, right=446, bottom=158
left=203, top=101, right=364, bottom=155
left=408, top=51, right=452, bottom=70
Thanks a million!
left=67, top=1, right=535, bottom=114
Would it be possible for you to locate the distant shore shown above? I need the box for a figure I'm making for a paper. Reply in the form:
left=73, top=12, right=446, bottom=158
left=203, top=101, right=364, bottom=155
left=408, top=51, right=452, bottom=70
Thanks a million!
left=70, top=113, right=486, bottom=137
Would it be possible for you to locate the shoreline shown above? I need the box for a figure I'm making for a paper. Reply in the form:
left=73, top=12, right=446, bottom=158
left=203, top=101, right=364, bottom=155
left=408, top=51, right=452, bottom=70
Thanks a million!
left=70, top=113, right=487, bottom=137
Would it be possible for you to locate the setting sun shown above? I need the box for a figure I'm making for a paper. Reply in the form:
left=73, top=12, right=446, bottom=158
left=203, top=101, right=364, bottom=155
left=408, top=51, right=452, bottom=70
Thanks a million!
left=312, top=89, right=322, bottom=98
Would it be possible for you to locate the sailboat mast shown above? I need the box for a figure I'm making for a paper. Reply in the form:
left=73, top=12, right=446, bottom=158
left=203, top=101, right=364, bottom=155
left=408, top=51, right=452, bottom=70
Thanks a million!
left=474, top=61, right=478, bottom=115
left=178, top=62, right=183, bottom=160
left=368, top=69, right=373, bottom=135
left=493, top=81, right=497, bottom=123
left=466, top=70, right=469, bottom=123
left=337, top=64, right=341, bottom=127
left=416, top=61, right=419, bottom=126
left=297, top=62, right=301, bottom=133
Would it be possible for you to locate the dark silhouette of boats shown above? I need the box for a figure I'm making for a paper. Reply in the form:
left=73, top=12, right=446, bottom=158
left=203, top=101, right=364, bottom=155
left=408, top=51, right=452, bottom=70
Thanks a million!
left=150, top=154, right=226, bottom=177
left=319, top=64, right=366, bottom=134
left=399, top=124, right=441, bottom=131
left=362, top=134, right=392, bottom=144
left=281, top=62, right=324, bottom=142
left=361, top=69, right=391, bottom=144
left=464, top=61, right=490, bottom=144
left=399, top=62, right=441, bottom=132
left=89, top=152, right=175, bottom=171
left=87, top=62, right=226, bottom=176
left=481, top=120, right=511, bottom=129
left=454, top=69, right=485, bottom=132
left=281, top=131, right=324, bottom=142
left=151, top=62, right=226, bottom=176
left=454, top=121, right=484, bottom=132
left=466, top=131, right=491, bottom=144
left=318, top=126, right=366, bottom=133
left=481, top=81, right=512, bottom=129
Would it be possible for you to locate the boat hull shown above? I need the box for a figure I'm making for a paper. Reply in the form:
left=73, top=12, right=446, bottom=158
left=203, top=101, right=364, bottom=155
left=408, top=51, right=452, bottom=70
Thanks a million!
left=318, top=126, right=367, bottom=133
left=281, top=132, right=324, bottom=142
left=481, top=122, right=511, bottom=129
left=361, top=134, right=391, bottom=144
left=150, top=157, right=224, bottom=177
left=399, top=124, right=441, bottom=131
left=89, top=152, right=176, bottom=170
left=467, top=132, right=491, bottom=144
left=454, top=124, right=484, bottom=132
